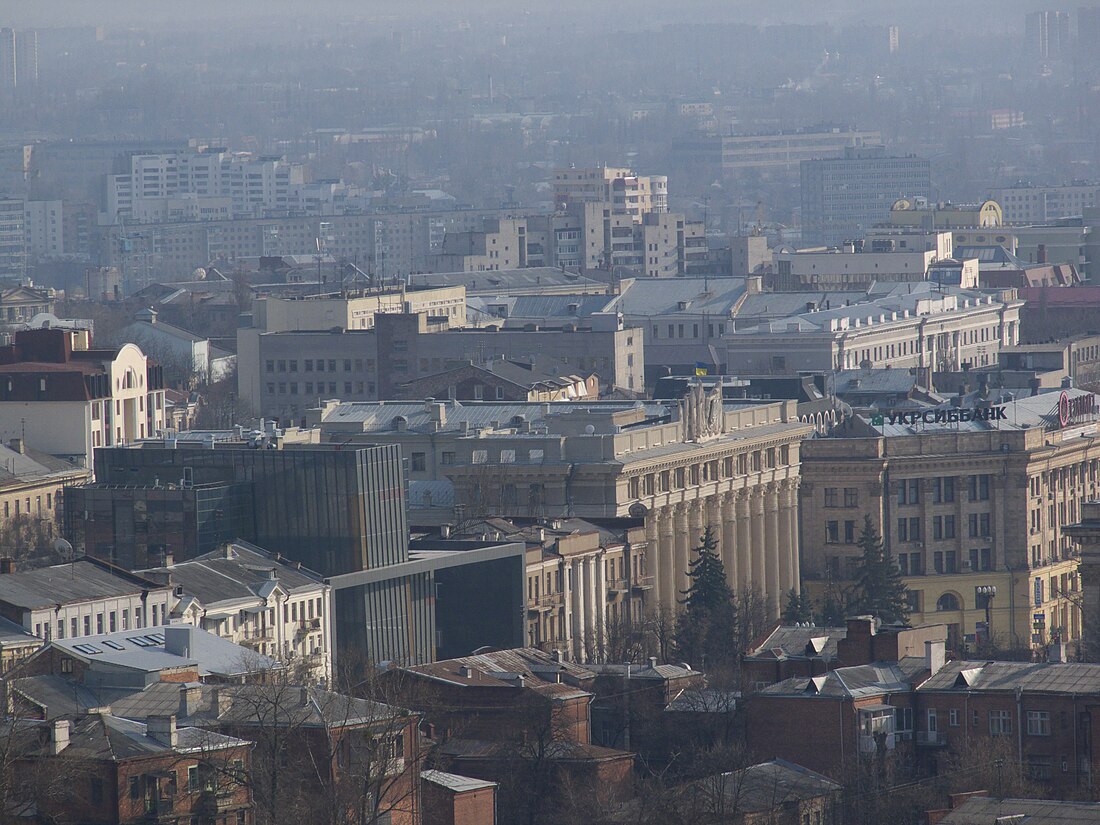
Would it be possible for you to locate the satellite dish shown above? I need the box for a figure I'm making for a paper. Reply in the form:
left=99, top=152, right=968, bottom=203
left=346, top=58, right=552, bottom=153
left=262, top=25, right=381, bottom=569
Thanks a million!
left=192, top=267, right=207, bottom=280
left=54, top=538, right=79, bottom=561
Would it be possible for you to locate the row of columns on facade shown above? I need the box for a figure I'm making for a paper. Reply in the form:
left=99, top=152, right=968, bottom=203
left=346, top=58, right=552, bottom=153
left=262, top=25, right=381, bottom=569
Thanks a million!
left=644, top=479, right=800, bottom=620
left=561, top=553, right=608, bottom=662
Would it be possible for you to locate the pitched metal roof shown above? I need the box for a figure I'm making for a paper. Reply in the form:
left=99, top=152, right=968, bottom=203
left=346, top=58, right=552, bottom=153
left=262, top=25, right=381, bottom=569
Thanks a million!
left=940, top=796, right=1100, bottom=825
left=0, top=558, right=166, bottom=611
left=746, top=625, right=847, bottom=661
left=920, top=660, right=1100, bottom=695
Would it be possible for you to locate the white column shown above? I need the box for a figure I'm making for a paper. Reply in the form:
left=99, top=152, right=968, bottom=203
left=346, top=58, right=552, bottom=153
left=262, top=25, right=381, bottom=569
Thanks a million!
left=736, top=492, right=752, bottom=595
left=571, top=559, right=584, bottom=661
left=721, top=492, right=738, bottom=590
left=750, top=489, right=766, bottom=597
left=674, top=504, right=691, bottom=606
left=562, top=559, right=573, bottom=651
left=595, top=552, right=607, bottom=660
left=765, top=483, right=782, bottom=620
left=783, top=480, right=801, bottom=593
left=658, top=508, right=676, bottom=613
left=583, top=556, right=597, bottom=662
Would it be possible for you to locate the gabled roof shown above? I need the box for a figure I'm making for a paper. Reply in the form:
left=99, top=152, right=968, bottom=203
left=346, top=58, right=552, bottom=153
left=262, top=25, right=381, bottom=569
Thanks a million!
left=710, top=759, right=842, bottom=812
left=404, top=647, right=594, bottom=696
left=14, top=713, right=248, bottom=761
left=135, top=540, right=324, bottom=606
left=940, top=796, right=1100, bottom=825
left=0, top=557, right=166, bottom=611
left=755, top=657, right=926, bottom=699
left=920, top=660, right=1100, bottom=695
left=746, top=625, right=847, bottom=662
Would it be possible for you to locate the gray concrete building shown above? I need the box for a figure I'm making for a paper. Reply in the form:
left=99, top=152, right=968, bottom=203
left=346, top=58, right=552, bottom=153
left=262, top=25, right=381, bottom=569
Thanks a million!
left=308, top=392, right=813, bottom=622
left=800, top=147, right=931, bottom=247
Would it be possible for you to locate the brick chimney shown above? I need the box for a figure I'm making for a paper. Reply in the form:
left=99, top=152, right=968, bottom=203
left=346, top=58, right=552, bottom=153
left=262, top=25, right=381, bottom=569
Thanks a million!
left=49, top=719, right=69, bottom=755
left=147, top=716, right=178, bottom=748
left=178, top=684, right=202, bottom=718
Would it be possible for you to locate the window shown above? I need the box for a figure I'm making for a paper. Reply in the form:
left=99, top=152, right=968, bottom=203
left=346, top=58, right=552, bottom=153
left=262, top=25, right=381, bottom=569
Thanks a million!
left=824, top=487, right=839, bottom=508
left=410, top=453, right=426, bottom=472
left=826, top=521, right=839, bottom=543
left=1027, top=711, right=1051, bottom=736
left=844, top=488, right=858, bottom=507
left=936, top=593, right=960, bottom=611
left=969, top=474, right=990, bottom=501
left=1027, top=754, right=1053, bottom=781
left=990, top=709, right=1012, bottom=736
left=899, top=479, right=920, bottom=505
left=844, top=520, right=855, bottom=544
left=949, top=709, right=960, bottom=727
left=441, top=452, right=455, bottom=466
left=934, top=477, right=955, bottom=503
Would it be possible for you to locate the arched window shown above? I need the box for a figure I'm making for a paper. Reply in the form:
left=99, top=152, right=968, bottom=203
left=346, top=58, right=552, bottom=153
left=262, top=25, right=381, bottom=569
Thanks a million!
left=936, top=593, right=961, bottom=612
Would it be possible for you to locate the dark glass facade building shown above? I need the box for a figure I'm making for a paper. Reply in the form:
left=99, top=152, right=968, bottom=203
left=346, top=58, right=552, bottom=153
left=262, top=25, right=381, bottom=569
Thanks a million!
left=63, top=441, right=524, bottom=666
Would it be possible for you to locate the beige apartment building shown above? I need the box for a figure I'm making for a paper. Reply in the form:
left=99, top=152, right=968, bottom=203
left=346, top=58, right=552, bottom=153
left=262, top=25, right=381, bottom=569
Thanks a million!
left=552, top=166, right=669, bottom=220
left=727, top=286, right=1023, bottom=375
left=310, top=389, right=813, bottom=622
left=800, top=389, right=1100, bottom=653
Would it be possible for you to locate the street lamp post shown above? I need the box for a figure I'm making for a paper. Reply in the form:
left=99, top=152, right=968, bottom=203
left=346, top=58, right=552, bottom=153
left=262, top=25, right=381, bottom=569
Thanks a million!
left=976, top=585, right=997, bottom=646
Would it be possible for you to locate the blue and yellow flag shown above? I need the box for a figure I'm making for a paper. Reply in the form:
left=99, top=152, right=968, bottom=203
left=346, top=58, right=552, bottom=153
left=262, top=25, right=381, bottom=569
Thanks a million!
left=695, top=362, right=708, bottom=376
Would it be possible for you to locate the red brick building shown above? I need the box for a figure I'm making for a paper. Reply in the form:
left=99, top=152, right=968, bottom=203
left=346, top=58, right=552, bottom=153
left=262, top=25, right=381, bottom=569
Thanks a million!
left=13, top=712, right=253, bottom=825
left=422, top=770, right=497, bottom=825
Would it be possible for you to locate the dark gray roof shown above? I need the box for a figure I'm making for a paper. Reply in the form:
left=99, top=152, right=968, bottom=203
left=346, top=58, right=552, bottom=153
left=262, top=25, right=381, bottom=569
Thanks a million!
left=920, top=660, right=1100, bottom=695
left=832, top=369, right=925, bottom=396
left=135, top=540, right=324, bottom=606
left=0, top=616, right=40, bottom=648
left=421, top=769, right=497, bottom=793
left=712, top=759, right=842, bottom=812
left=756, top=657, right=927, bottom=699
left=746, top=625, right=847, bottom=662
left=940, top=797, right=1100, bottom=825
left=15, top=713, right=248, bottom=761
left=407, top=267, right=607, bottom=295
left=610, top=277, right=745, bottom=318
left=0, top=558, right=165, bottom=611
left=50, top=624, right=278, bottom=678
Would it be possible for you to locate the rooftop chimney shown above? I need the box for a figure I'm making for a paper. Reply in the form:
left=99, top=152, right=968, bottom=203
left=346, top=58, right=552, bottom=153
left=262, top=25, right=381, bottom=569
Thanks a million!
left=551, top=650, right=563, bottom=663
left=211, top=687, right=232, bottom=717
left=147, top=716, right=178, bottom=748
left=0, top=558, right=14, bottom=575
left=163, top=625, right=196, bottom=659
left=9, top=438, right=23, bottom=455
left=178, top=684, right=203, bottom=718
left=648, top=657, right=658, bottom=669
left=925, top=640, right=946, bottom=676
left=441, top=524, right=452, bottom=539
left=49, top=719, right=69, bottom=755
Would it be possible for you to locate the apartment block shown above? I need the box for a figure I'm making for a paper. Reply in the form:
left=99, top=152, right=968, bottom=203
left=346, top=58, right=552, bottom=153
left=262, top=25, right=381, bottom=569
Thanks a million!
left=801, top=147, right=931, bottom=246
left=800, top=389, right=1100, bottom=653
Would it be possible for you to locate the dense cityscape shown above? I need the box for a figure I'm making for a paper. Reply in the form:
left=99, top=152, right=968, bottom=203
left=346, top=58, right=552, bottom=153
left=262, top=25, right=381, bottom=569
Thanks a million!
left=1, top=1, right=1100, bottom=823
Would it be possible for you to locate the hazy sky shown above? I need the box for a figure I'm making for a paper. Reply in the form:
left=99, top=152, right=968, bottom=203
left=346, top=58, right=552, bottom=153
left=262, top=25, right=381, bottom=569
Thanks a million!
left=3, top=0, right=1063, bottom=32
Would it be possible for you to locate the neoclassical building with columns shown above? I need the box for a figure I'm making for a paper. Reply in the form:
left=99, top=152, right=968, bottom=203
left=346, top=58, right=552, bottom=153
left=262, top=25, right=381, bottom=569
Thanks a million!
left=310, top=391, right=813, bottom=648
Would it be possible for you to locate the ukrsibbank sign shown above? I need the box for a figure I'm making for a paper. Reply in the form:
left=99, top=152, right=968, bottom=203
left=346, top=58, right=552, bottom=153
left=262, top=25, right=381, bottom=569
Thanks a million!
left=875, top=407, right=1007, bottom=426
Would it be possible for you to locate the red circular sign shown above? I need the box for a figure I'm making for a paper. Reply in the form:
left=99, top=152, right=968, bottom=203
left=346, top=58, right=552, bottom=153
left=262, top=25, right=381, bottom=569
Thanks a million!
left=1058, top=391, right=1070, bottom=427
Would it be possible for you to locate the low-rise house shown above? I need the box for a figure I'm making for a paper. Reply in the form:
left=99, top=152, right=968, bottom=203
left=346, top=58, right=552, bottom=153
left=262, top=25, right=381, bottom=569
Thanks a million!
left=630, top=759, right=843, bottom=825
left=932, top=795, right=1100, bottom=825
left=422, top=770, right=497, bottom=825
left=14, top=623, right=281, bottom=688
left=121, top=308, right=236, bottom=384
left=0, top=615, right=41, bottom=674
left=11, top=712, right=254, bottom=825
left=0, top=437, right=90, bottom=545
left=136, top=541, right=333, bottom=683
left=0, top=555, right=173, bottom=642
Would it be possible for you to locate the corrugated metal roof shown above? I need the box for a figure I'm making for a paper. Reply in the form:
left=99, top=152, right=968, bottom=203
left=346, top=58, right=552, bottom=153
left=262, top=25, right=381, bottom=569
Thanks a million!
left=921, top=660, right=1100, bottom=695
left=0, top=559, right=165, bottom=611
left=422, top=770, right=497, bottom=792
left=941, top=796, right=1100, bottom=825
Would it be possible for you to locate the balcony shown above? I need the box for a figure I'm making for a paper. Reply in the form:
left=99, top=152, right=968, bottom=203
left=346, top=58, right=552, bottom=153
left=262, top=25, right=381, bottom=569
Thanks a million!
left=632, top=575, right=655, bottom=591
left=142, top=797, right=175, bottom=822
left=607, top=578, right=629, bottom=595
left=194, top=790, right=238, bottom=816
left=916, top=730, right=948, bottom=748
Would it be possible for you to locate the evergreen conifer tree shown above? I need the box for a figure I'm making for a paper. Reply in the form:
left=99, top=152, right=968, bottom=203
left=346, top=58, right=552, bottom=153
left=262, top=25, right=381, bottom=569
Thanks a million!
left=852, top=515, right=910, bottom=624
left=675, top=525, right=737, bottom=669
left=782, top=588, right=813, bottom=624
